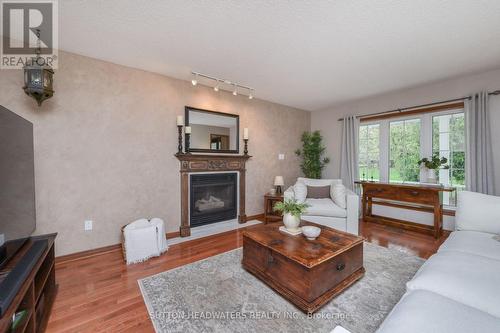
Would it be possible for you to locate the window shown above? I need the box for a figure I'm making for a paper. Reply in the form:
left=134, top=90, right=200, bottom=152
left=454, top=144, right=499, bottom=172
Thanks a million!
left=432, top=113, right=465, bottom=205
left=357, top=107, right=465, bottom=206
left=359, top=124, right=380, bottom=181
left=389, top=119, right=421, bottom=183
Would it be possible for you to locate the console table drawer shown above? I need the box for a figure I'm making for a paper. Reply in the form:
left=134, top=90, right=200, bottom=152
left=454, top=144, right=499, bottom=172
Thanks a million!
left=399, top=189, right=435, bottom=205
left=364, top=186, right=398, bottom=199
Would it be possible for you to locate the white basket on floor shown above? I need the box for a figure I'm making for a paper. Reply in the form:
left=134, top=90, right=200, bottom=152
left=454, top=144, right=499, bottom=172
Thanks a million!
left=122, top=218, right=168, bottom=265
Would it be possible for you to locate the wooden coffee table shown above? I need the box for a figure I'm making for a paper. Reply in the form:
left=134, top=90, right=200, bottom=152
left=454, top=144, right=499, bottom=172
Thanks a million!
left=242, top=221, right=365, bottom=313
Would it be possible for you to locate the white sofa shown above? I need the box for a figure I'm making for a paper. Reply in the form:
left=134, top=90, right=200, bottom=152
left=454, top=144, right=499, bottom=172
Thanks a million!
left=284, top=177, right=359, bottom=235
left=375, top=191, right=500, bottom=333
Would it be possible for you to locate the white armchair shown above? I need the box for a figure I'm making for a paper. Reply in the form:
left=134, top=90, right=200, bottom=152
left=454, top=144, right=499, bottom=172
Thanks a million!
left=284, top=177, right=359, bottom=235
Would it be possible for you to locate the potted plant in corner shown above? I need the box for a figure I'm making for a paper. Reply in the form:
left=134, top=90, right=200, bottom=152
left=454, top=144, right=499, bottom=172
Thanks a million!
left=273, top=199, right=309, bottom=232
left=418, top=153, right=449, bottom=183
left=295, top=131, right=330, bottom=179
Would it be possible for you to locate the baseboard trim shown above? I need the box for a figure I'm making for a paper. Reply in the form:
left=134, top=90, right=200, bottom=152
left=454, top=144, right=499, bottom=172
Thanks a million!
left=245, top=213, right=264, bottom=222
left=166, top=231, right=180, bottom=239
left=56, top=232, right=180, bottom=265
left=55, top=214, right=264, bottom=265
left=56, top=243, right=122, bottom=265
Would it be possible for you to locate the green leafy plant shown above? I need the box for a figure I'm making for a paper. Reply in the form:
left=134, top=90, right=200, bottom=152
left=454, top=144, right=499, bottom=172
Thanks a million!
left=295, top=131, right=330, bottom=179
left=273, top=199, right=309, bottom=218
left=417, top=153, right=450, bottom=170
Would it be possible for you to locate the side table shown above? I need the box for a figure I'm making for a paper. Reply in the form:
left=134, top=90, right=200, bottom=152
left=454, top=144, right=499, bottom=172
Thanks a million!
left=264, top=194, right=284, bottom=223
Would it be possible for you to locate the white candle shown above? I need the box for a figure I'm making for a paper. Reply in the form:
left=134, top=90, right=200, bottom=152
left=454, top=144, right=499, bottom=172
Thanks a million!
left=243, top=128, right=249, bottom=140
left=185, top=126, right=192, bottom=134
left=176, top=115, right=183, bottom=126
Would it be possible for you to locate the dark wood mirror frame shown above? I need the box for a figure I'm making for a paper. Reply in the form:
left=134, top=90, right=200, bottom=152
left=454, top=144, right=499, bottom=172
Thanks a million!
left=185, top=106, right=240, bottom=154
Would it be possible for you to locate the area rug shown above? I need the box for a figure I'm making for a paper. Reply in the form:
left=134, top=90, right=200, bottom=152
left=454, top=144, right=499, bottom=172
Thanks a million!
left=138, top=243, right=424, bottom=333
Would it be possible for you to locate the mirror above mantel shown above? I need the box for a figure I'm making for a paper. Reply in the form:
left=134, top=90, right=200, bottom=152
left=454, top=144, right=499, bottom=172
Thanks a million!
left=185, top=106, right=239, bottom=154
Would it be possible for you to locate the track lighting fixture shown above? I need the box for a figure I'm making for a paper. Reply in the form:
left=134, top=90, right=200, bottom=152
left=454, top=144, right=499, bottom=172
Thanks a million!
left=190, top=71, right=254, bottom=99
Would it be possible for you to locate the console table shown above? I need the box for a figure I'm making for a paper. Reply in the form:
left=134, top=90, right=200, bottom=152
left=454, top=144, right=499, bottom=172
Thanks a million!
left=356, top=181, right=454, bottom=238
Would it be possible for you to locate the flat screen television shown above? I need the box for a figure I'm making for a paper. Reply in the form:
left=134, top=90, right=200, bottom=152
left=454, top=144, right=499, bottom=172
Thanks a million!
left=0, top=106, right=36, bottom=269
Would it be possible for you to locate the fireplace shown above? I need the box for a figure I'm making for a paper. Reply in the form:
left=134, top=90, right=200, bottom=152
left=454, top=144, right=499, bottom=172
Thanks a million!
left=190, top=173, right=237, bottom=227
left=176, top=153, right=250, bottom=237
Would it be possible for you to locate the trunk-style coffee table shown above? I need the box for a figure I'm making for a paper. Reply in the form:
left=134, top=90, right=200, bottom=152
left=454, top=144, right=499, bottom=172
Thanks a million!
left=242, top=222, right=364, bottom=313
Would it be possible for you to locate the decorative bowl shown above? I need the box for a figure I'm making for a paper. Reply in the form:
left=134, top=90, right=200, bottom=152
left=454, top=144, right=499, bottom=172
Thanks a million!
left=301, top=226, right=321, bottom=240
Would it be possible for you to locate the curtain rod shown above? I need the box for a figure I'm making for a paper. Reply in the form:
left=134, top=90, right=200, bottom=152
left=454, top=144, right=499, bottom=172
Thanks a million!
left=336, top=90, right=500, bottom=121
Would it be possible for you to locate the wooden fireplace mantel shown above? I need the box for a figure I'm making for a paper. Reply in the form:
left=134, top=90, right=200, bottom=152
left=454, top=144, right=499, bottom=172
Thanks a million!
left=175, top=153, right=252, bottom=237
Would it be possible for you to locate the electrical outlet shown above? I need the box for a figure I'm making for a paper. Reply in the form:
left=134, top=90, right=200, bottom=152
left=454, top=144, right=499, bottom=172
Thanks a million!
left=84, top=220, right=93, bottom=231
left=278, top=153, right=285, bottom=160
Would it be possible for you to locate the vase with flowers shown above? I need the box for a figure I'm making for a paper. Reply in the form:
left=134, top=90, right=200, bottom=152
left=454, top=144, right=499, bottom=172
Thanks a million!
left=273, top=199, right=309, bottom=232
left=417, top=153, right=449, bottom=184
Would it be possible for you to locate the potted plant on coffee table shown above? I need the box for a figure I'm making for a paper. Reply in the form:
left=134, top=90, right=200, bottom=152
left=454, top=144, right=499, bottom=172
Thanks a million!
left=273, top=199, right=309, bottom=233
left=417, top=153, right=449, bottom=184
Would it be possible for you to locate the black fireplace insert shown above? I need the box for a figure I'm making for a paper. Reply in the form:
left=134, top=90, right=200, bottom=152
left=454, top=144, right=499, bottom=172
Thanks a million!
left=190, top=173, right=237, bottom=227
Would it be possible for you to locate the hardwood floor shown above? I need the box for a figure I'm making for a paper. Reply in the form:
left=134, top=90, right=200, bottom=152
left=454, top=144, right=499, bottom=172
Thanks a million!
left=361, top=221, right=450, bottom=259
left=47, top=220, right=449, bottom=332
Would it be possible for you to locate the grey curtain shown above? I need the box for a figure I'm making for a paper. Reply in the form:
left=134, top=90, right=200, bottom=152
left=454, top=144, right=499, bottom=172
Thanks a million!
left=465, top=91, right=495, bottom=194
left=340, top=116, right=359, bottom=190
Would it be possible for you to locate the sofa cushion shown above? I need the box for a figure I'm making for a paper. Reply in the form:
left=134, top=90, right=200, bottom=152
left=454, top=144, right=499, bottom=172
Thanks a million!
left=304, top=198, right=347, bottom=218
left=377, top=290, right=500, bottom=333
left=331, top=184, right=347, bottom=209
left=297, top=177, right=342, bottom=187
left=294, top=181, right=307, bottom=203
left=455, top=191, right=500, bottom=234
left=438, top=231, right=500, bottom=261
left=407, top=251, right=500, bottom=317
left=301, top=215, right=347, bottom=231
left=306, top=185, right=330, bottom=199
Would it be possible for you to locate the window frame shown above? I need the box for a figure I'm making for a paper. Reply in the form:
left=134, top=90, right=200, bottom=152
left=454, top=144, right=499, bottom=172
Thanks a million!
left=358, top=106, right=465, bottom=206
left=358, top=122, right=381, bottom=181
left=430, top=111, right=466, bottom=205
left=388, top=117, right=423, bottom=183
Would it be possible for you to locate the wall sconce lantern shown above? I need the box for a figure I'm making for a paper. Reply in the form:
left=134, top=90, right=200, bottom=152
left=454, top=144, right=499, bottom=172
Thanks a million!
left=22, top=29, right=54, bottom=106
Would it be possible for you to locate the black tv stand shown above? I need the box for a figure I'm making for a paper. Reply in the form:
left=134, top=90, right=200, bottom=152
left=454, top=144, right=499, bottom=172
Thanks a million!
left=0, top=234, right=57, bottom=333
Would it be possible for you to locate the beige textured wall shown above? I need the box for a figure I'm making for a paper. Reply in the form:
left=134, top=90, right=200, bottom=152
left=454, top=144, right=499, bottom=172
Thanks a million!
left=0, top=51, right=310, bottom=256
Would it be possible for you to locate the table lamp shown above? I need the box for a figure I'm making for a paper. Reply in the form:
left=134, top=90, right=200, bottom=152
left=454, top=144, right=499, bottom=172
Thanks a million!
left=274, top=176, right=284, bottom=195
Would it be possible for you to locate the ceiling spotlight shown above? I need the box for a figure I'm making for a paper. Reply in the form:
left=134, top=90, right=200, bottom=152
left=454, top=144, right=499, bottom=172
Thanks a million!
left=190, top=71, right=254, bottom=98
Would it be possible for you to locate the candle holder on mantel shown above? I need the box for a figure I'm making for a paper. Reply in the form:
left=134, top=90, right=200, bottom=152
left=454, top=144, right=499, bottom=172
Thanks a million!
left=177, top=125, right=183, bottom=154
left=185, top=133, right=191, bottom=154
left=243, top=138, right=249, bottom=155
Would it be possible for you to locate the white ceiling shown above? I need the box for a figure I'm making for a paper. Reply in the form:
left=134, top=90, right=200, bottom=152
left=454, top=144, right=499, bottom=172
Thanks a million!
left=59, top=1, right=500, bottom=111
